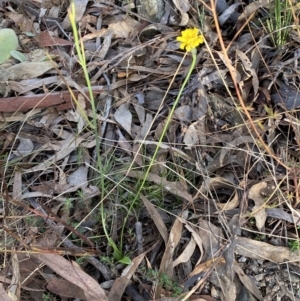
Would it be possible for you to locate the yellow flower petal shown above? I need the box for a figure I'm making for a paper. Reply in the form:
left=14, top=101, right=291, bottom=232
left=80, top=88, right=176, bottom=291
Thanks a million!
left=176, top=28, right=204, bottom=52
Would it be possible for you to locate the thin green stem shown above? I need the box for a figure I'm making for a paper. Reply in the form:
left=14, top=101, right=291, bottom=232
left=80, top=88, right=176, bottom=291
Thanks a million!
left=70, top=1, right=108, bottom=254
left=120, top=49, right=198, bottom=250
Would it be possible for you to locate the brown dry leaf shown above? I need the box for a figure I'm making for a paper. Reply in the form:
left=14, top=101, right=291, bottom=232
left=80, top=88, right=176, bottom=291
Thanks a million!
left=198, top=220, right=224, bottom=261
left=132, top=93, right=145, bottom=124
left=31, top=253, right=108, bottom=301
left=108, top=253, right=145, bottom=301
left=172, top=0, right=190, bottom=26
left=12, top=171, right=22, bottom=202
left=47, top=278, right=86, bottom=299
left=218, top=3, right=241, bottom=26
left=126, top=171, right=193, bottom=202
left=9, top=76, right=60, bottom=94
left=38, top=31, right=73, bottom=47
left=219, top=274, right=236, bottom=301
left=233, top=263, right=263, bottom=301
left=199, top=176, right=239, bottom=210
left=219, top=136, right=254, bottom=165
left=236, top=49, right=259, bottom=96
left=0, top=284, right=13, bottom=301
left=67, top=166, right=88, bottom=187
left=174, top=105, right=192, bottom=122
left=136, top=113, right=153, bottom=140
left=248, top=182, right=268, bottom=231
left=183, top=121, right=200, bottom=150
left=116, top=128, right=133, bottom=155
left=183, top=257, right=226, bottom=301
left=23, top=135, right=84, bottom=173
left=140, top=194, right=168, bottom=245
left=114, top=103, right=132, bottom=136
left=6, top=252, right=20, bottom=301
left=184, top=224, right=204, bottom=265
left=272, top=81, right=300, bottom=110
left=62, top=0, right=89, bottom=30
left=0, top=61, right=56, bottom=81
left=6, top=11, right=33, bottom=32
left=12, top=137, right=34, bottom=157
left=237, top=0, right=270, bottom=31
left=108, top=16, right=140, bottom=38
left=172, top=237, right=196, bottom=268
left=235, top=237, right=300, bottom=262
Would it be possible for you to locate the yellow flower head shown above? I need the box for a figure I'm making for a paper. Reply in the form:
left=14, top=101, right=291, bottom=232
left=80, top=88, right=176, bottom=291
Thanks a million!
left=176, top=28, right=204, bottom=52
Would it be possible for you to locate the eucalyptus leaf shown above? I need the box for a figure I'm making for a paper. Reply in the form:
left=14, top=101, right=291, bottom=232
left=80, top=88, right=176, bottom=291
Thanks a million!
left=0, top=28, right=19, bottom=64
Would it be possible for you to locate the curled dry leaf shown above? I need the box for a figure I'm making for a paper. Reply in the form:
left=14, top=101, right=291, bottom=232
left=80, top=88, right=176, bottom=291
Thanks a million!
left=172, top=0, right=190, bottom=26
left=199, top=176, right=239, bottom=210
left=108, top=253, right=146, bottom=301
left=172, top=237, right=196, bottom=268
left=236, top=49, right=259, bottom=96
left=183, top=122, right=200, bottom=150
left=184, top=223, right=204, bottom=265
left=248, top=181, right=275, bottom=231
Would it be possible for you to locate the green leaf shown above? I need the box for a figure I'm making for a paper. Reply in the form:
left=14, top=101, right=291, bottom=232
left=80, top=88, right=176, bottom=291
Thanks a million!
left=108, top=240, right=123, bottom=261
left=10, top=50, right=27, bottom=62
left=0, top=29, right=19, bottom=64
left=118, top=256, right=131, bottom=265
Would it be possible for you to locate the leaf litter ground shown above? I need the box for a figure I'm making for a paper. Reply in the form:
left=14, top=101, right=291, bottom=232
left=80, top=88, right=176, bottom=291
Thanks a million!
left=1, top=0, right=300, bottom=300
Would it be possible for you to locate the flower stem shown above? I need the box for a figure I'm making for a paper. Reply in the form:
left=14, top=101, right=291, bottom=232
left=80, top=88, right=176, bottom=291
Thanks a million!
left=120, top=49, right=197, bottom=250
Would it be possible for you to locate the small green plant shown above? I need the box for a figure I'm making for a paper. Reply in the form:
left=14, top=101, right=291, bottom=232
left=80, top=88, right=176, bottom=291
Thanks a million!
left=75, top=256, right=86, bottom=265
left=63, top=198, right=73, bottom=213
left=42, top=293, right=53, bottom=301
left=69, top=1, right=130, bottom=264
left=288, top=239, right=300, bottom=252
left=100, top=255, right=115, bottom=266
left=144, top=269, right=183, bottom=297
left=120, top=28, right=204, bottom=251
left=266, top=0, right=293, bottom=47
